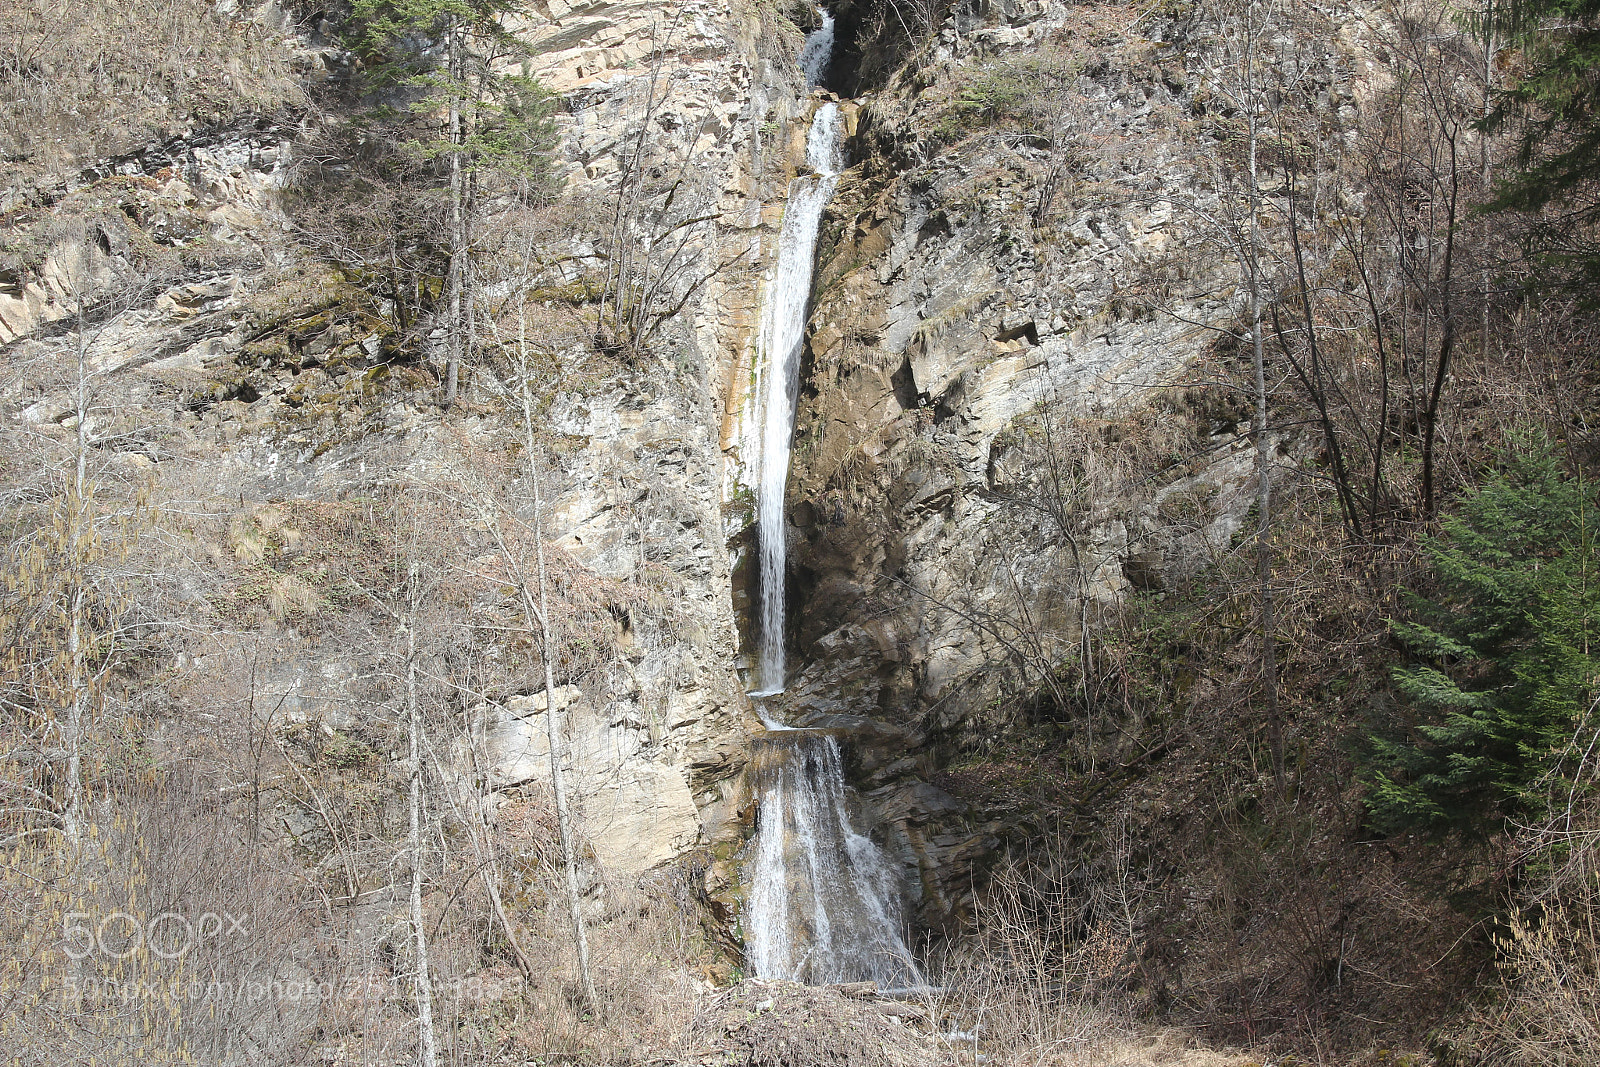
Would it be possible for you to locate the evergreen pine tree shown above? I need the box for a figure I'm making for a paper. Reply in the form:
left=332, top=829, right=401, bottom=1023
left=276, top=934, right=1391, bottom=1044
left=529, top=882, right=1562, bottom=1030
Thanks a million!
left=1365, top=441, right=1600, bottom=835
left=1480, top=0, right=1600, bottom=297
left=345, top=0, right=556, bottom=404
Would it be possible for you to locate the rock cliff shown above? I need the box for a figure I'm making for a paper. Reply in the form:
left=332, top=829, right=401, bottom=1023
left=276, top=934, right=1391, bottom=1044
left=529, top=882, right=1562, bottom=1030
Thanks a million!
left=0, top=0, right=797, bottom=888
left=1, top=0, right=1377, bottom=953
left=761, top=0, right=1351, bottom=928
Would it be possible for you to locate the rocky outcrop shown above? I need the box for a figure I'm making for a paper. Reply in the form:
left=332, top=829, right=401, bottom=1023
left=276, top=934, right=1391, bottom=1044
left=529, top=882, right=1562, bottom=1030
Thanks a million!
left=746, top=0, right=1374, bottom=924
left=0, top=117, right=299, bottom=345
left=0, top=0, right=1379, bottom=956
left=0, top=0, right=819, bottom=889
left=781, top=2, right=1317, bottom=721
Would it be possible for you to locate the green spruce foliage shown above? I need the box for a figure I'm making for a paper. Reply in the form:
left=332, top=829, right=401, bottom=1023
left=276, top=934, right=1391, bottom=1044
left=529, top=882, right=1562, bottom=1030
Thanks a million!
left=1364, top=441, right=1599, bottom=836
left=1481, top=0, right=1600, bottom=298
left=346, top=0, right=556, bottom=182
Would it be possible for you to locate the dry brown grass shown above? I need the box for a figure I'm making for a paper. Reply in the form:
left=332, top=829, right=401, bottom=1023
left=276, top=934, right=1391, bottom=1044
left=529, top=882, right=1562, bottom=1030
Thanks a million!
left=500, top=865, right=708, bottom=1064
left=676, top=978, right=1259, bottom=1067
left=1, top=0, right=303, bottom=182
left=687, top=981, right=946, bottom=1067
left=1494, top=890, right=1600, bottom=1065
left=1025, top=1030, right=1261, bottom=1067
left=919, top=833, right=1148, bottom=1067
left=1456, top=758, right=1600, bottom=1066
left=0, top=768, right=325, bottom=1066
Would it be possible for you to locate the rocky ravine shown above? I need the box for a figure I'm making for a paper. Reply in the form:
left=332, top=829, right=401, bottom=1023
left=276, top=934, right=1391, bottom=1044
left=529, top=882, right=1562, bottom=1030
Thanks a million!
left=760, top=0, right=1385, bottom=930
left=1, top=0, right=1384, bottom=954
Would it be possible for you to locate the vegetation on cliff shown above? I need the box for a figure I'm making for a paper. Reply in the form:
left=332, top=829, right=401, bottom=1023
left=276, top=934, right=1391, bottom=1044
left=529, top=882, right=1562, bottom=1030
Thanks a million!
left=798, top=0, right=1600, bottom=1061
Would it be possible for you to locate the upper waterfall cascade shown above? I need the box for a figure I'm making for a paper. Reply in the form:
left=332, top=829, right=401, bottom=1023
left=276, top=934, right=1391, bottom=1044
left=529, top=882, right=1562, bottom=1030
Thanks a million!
left=797, top=8, right=835, bottom=85
left=750, top=93, right=841, bottom=696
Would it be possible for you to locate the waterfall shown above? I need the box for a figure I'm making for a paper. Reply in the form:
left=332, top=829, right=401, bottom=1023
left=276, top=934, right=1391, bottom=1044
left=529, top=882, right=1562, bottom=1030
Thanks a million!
left=750, top=94, right=841, bottom=696
left=797, top=8, right=835, bottom=85
left=746, top=731, right=921, bottom=987
left=742, top=10, right=917, bottom=991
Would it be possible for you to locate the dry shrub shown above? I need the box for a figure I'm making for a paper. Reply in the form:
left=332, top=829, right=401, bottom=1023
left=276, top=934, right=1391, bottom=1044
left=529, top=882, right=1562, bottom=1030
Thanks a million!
left=413, top=783, right=707, bottom=1064
left=919, top=810, right=1274, bottom=1067
left=926, top=826, right=1143, bottom=1067
left=1, top=0, right=303, bottom=180
left=1047, top=1031, right=1260, bottom=1067
left=0, top=769, right=323, bottom=1066
left=500, top=861, right=705, bottom=1065
left=1094, top=489, right=1478, bottom=1055
left=1473, top=741, right=1600, bottom=1066
left=1494, top=888, right=1600, bottom=1065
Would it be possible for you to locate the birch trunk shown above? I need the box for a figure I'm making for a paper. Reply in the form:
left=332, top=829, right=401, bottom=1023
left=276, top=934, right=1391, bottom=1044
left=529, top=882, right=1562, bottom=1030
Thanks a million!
left=444, top=19, right=463, bottom=408
left=63, top=307, right=93, bottom=846
left=1243, top=5, right=1282, bottom=784
left=518, top=383, right=598, bottom=1010
left=407, top=589, right=439, bottom=1067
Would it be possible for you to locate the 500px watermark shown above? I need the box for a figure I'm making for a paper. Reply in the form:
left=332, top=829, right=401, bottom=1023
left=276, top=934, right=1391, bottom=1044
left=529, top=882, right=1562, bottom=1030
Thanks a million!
left=59, top=973, right=528, bottom=1005
left=62, top=911, right=249, bottom=960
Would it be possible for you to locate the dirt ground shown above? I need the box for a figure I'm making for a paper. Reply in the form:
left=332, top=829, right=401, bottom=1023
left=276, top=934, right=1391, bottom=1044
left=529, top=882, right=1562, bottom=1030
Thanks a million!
left=674, top=981, right=1265, bottom=1067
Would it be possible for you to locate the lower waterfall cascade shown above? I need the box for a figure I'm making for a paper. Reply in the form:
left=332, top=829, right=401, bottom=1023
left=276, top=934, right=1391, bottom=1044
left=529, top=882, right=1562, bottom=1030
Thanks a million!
left=741, top=12, right=922, bottom=988
left=746, top=731, right=920, bottom=987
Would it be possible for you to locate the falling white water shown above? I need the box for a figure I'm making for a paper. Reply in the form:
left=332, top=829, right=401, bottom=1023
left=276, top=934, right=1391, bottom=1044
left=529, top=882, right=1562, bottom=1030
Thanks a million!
left=747, top=732, right=921, bottom=986
left=750, top=99, right=843, bottom=696
left=797, top=8, right=835, bottom=86
left=741, top=8, right=916, bottom=991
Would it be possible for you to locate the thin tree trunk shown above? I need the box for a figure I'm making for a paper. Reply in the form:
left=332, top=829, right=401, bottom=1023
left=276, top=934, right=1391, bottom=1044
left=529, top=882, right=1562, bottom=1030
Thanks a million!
left=1421, top=135, right=1460, bottom=518
left=407, top=585, right=439, bottom=1067
left=1481, top=16, right=1495, bottom=362
left=64, top=587, right=84, bottom=845
left=518, top=385, right=598, bottom=1010
left=63, top=310, right=92, bottom=846
left=462, top=168, right=477, bottom=402
left=1277, top=164, right=1363, bottom=541
left=444, top=20, right=463, bottom=408
left=1346, top=240, right=1392, bottom=538
left=1244, top=20, right=1283, bottom=785
left=477, top=827, right=534, bottom=979
left=484, top=202, right=599, bottom=1005
left=1253, top=294, right=1283, bottom=785
left=434, top=730, right=537, bottom=981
